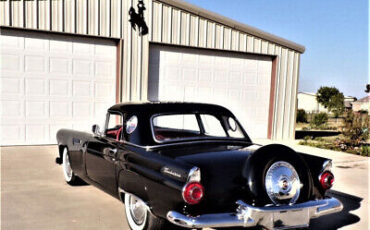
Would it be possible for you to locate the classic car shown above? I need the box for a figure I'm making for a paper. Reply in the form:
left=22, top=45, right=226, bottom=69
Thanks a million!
left=56, top=102, right=343, bottom=230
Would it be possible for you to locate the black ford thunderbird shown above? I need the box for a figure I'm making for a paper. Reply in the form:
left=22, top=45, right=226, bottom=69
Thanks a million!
left=56, top=102, right=343, bottom=230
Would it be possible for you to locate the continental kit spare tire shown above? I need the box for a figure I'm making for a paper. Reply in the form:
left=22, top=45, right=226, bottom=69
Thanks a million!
left=243, top=144, right=313, bottom=206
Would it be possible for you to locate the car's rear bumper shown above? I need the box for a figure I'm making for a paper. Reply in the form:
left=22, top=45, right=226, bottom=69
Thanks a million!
left=166, top=197, right=343, bottom=230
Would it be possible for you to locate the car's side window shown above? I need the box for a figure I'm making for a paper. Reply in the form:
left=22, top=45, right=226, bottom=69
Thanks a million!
left=105, top=113, right=124, bottom=140
left=200, top=114, right=227, bottom=137
left=152, top=114, right=200, bottom=141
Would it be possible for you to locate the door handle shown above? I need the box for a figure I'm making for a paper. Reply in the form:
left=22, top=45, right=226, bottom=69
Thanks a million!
left=107, top=148, right=117, bottom=157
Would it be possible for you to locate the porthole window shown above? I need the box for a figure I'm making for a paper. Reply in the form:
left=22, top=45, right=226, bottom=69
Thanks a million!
left=126, top=116, right=138, bottom=134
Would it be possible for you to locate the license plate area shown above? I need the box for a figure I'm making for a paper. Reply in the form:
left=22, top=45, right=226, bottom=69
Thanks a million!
left=273, top=208, right=309, bottom=229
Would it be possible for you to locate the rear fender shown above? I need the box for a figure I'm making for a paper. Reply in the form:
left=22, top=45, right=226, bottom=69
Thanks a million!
left=116, top=147, right=192, bottom=218
left=298, top=152, right=331, bottom=197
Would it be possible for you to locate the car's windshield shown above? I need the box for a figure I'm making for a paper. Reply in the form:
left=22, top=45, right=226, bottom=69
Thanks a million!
left=152, top=113, right=246, bottom=142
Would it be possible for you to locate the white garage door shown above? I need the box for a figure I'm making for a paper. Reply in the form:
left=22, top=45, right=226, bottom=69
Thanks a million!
left=0, top=30, right=117, bottom=146
left=149, top=46, right=273, bottom=139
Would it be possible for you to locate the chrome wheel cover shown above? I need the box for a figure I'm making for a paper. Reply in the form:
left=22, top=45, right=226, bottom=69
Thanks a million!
left=62, top=149, right=73, bottom=181
left=128, top=195, right=147, bottom=226
left=265, top=161, right=301, bottom=205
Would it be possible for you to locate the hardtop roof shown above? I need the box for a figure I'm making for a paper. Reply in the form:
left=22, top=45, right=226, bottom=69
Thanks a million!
left=108, top=101, right=235, bottom=116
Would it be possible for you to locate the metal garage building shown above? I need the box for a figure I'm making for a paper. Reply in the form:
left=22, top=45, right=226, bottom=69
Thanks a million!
left=0, top=0, right=305, bottom=145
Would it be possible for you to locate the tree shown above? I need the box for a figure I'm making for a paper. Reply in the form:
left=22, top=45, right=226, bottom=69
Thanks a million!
left=316, top=86, right=344, bottom=117
left=330, top=93, right=345, bottom=117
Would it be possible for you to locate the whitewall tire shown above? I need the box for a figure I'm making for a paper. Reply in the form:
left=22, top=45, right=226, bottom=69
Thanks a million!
left=123, top=193, right=187, bottom=230
left=62, top=148, right=77, bottom=185
left=125, top=193, right=148, bottom=230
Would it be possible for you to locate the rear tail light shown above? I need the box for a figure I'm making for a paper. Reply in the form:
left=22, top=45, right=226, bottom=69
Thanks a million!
left=182, top=182, right=204, bottom=205
left=320, top=171, right=334, bottom=190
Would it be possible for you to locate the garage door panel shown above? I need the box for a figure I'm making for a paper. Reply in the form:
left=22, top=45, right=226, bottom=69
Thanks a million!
left=1, top=53, right=22, bottom=71
left=0, top=35, right=23, bottom=49
left=198, top=70, right=212, bottom=81
left=49, top=79, right=70, bottom=96
left=0, top=100, right=23, bottom=118
left=72, top=102, right=92, bottom=117
left=25, top=124, right=48, bottom=143
left=95, top=82, right=115, bottom=99
left=0, top=77, right=23, bottom=95
left=94, top=44, right=116, bottom=57
left=50, top=101, right=71, bottom=117
left=72, top=59, right=93, bottom=76
left=25, top=78, right=48, bottom=96
left=49, top=57, right=71, bottom=74
left=149, top=46, right=272, bottom=139
left=24, top=55, right=48, bottom=73
left=25, top=101, right=48, bottom=118
left=49, top=40, right=72, bottom=53
left=95, top=61, right=115, bottom=78
left=24, top=37, right=48, bottom=51
left=0, top=124, right=25, bottom=143
left=72, top=80, right=92, bottom=97
left=0, top=30, right=117, bottom=145
left=72, top=42, right=94, bottom=55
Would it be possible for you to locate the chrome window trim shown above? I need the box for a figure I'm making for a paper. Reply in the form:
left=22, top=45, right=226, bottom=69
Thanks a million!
left=149, top=113, right=249, bottom=144
left=104, top=111, right=125, bottom=139
left=150, top=112, right=202, bottom=144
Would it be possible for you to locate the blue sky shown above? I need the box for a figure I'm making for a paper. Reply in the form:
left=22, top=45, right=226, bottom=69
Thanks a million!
left=185, top=0, right=368, bottom=99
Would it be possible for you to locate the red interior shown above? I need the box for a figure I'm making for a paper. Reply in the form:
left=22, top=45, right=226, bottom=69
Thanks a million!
left=106, top=125, right=123, bottom=141
left=154, top=127, right=201, bottom=141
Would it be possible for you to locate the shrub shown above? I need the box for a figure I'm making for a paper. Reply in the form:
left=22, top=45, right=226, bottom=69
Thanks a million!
left=296, top=109, right=308, bottom=123
left=343, top=112, right=369, bottom=144
left=360, top=146, right=370, bottom=157
left=311, top=112, right=328, bottom=127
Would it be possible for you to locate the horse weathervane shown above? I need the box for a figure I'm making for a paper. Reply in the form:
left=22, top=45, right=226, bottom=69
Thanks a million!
left=129, top=0, right=149, bottom=36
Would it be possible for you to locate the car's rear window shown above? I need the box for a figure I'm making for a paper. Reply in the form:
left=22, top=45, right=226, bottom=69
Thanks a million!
left=152, top=113, right=244, bottom=142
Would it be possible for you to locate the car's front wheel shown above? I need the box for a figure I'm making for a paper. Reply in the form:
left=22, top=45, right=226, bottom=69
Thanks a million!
left=124, top=193, right=188, bottom=230
left=62, top=148, right=79, bottom=185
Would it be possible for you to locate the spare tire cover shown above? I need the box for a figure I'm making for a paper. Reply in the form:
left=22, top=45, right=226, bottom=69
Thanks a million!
left=243, top=144, right=313, bottom=206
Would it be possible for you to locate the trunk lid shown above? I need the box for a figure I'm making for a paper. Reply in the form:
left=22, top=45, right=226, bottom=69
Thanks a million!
left=152, top=141, right=262, bottom=213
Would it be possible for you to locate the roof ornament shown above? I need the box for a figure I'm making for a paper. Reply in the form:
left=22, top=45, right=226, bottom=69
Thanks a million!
left=129, top=0, right=149, bottom=36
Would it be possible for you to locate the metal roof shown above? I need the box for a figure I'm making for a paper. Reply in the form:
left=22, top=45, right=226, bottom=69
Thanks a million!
left=157, top=0, right=305, bottom=53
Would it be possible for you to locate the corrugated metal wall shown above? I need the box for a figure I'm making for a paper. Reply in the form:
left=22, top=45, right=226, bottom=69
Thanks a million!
left=0, top=0, right=302, bottom=140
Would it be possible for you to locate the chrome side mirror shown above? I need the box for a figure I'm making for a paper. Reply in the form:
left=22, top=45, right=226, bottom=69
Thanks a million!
left=92, top=124, right=101, bottom=136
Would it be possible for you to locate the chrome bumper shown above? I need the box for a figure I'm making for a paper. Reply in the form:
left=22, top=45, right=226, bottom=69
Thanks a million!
left=167, top=197, right=343, bottom=230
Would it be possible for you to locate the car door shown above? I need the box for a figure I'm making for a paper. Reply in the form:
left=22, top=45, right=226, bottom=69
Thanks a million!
left=85, top=112, right=123, bottom=196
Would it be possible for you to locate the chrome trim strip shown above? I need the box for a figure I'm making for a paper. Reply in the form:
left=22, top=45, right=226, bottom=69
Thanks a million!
left=322, top=160, right=333, bottom=172
left=121, top=139, right=252, bottom=151
left=167, top=197, right=343, bottom=229
left=318, top=160, right=333, bottom=182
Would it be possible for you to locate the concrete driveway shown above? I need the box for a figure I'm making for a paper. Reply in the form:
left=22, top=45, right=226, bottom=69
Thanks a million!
left=1, top=144, right=368, bottom=230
